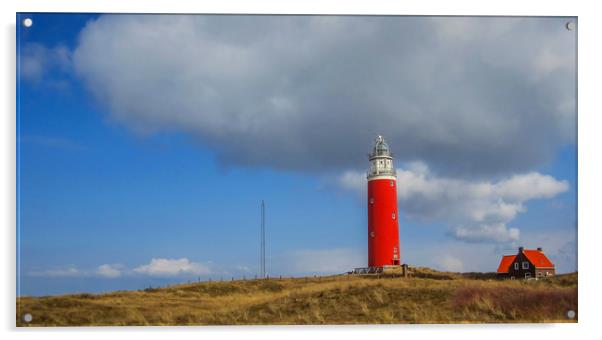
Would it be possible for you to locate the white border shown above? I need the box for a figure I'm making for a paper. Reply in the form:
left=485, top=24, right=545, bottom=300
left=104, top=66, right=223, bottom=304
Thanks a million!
left=2, top=1, right=600, bottom=340
left=368, top=175, right=397, bottom=182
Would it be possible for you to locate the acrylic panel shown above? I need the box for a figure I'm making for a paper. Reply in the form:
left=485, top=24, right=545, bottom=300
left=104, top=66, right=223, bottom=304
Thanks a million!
left=16, top=13, right=578, bottom=326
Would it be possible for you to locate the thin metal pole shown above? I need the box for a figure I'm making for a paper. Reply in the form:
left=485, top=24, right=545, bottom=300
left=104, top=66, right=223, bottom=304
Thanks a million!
left=259, top=201, right=263, bottom=278
left=262, top=202, right=267, bottom=277
left=262, top=200, right=264, bottom=279
left=261, top=200, right=266, bottom=279
left=263, top=199, right=267, bottom=275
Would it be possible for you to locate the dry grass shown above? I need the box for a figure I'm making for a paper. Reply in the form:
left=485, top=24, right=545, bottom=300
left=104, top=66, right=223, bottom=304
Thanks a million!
left=16, top=272, right=577, bottom=326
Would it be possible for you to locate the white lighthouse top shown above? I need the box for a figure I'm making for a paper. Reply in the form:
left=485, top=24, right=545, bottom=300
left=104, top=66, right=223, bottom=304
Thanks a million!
left=368, top=135, right=396, bottom=179
left=371, top=135, right=391, bottom=158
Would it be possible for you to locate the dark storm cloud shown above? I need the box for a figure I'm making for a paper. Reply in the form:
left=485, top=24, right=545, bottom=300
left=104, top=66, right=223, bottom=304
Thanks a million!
left=72, top=15, right=576, bottom=177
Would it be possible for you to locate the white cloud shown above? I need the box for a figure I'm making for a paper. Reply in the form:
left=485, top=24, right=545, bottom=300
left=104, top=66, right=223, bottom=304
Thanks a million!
left=71, top=15, right=575, bottom=176
left=133, top=258, right=212, bottom=277
left=494, top=172, right=570, bottom=202
left=436, top=255, right=464, bottom=272
left=27, top=259, right=213, bottom=279
left=20, top=43, right=71, bottom=84
left=268, top=248, right=365, bottom=276
left=451, top=223, right=520, bottom=244
left=27, top=266, right=81, bottom=278
left=234, top=265, right=251, bottom=273
left=340, top=162, right=568, bottom=243
left=96, top=264, right=123, bottom=278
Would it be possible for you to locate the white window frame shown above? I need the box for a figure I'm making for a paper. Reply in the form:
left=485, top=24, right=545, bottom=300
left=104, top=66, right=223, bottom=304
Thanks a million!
left=525, top=272, right=531, bottom=279
left=522, top=261, right=529, bottom=269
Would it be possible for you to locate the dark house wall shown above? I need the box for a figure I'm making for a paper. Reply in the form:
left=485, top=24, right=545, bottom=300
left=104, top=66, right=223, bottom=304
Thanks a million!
left=506, top=250, right=555, bottom=279
left=507, top=252, right=534, bottom=279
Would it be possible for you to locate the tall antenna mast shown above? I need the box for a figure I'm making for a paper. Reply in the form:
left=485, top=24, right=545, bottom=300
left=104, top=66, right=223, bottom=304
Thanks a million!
left=261, top=200, right=266, bottom=279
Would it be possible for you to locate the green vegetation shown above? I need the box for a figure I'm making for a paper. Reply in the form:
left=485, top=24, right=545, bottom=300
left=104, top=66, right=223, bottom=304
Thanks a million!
left=16, top=270, right=577, bottom=326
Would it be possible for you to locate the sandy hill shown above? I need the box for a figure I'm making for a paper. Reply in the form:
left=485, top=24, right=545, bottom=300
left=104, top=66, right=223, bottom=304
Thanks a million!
left=17, top=269, right=577, bottom=326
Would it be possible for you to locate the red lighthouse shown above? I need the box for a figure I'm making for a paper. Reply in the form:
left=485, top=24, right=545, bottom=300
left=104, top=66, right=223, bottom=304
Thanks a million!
left=367, top=135, right=401, bottom=267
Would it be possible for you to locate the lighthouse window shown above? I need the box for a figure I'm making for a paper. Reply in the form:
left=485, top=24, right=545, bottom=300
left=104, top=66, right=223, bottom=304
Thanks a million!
left=369, top=197, right=374, bottom=204
left=390, top=181, right=394, bottom=187
left=370, top=231, right=375, bottom=238
left=392, top=212, right=396, bottom=220
left=394, top=247, right=397, bottom=253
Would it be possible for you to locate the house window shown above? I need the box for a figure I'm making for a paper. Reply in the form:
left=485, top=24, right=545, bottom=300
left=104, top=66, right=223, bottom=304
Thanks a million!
left=522, top=262, right=529, bottom=269
left=525, top=272, right=531, bottom=279
left=514, top=263, right=519, bottom=270
left=510, top=276, right=515, bottom=280
left=392, top=212, right=396, bottom=220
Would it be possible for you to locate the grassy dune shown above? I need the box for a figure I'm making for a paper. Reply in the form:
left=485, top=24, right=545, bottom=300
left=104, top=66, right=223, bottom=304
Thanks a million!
left=16, top=270, right=577, bottom=326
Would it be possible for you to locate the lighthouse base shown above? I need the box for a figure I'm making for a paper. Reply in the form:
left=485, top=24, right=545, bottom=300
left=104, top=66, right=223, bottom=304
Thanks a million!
left=351, top=264, right=409, bottom=276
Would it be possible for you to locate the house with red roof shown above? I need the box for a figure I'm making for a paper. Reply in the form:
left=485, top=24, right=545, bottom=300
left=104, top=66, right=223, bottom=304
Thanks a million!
left=497, top=247, right=555, bottom=279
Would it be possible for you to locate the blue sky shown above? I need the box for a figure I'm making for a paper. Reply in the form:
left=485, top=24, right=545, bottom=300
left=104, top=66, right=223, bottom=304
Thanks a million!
left=17, top=14, right=577, bottom=296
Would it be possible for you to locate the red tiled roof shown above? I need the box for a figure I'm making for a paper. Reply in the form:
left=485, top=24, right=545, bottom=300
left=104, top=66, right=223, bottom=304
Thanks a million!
left=497, top=255, right=516, bottom=273
left=523, top=250, right=555, bottom=268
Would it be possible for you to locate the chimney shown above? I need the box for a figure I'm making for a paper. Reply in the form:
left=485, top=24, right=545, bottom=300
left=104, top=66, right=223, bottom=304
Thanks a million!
left=537, top=247, right=543, bottom=252
left=518, top=246, right=524, bottom=253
